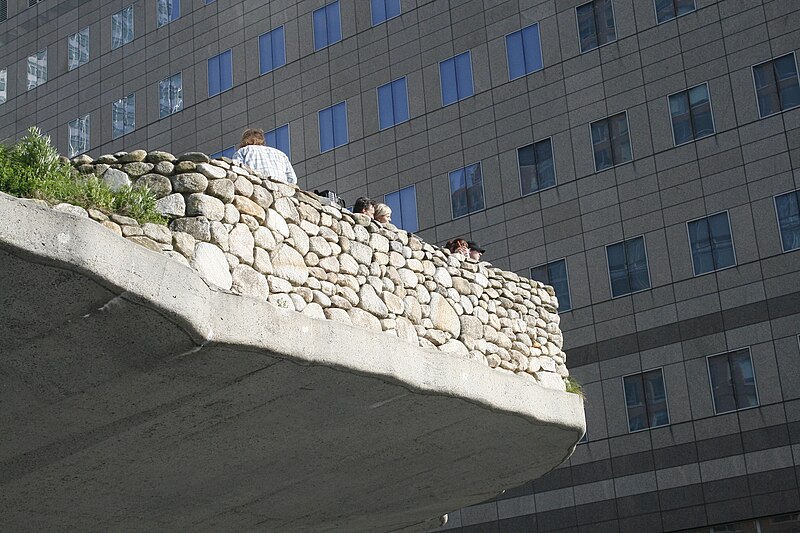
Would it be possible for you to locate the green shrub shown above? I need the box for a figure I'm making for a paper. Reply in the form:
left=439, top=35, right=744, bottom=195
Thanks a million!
left=565, top=376, right=585, bottom=399
left=0, top=127, right=165, bottom=224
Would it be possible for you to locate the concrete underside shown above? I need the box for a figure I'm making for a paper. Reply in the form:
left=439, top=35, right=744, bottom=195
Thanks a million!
left=0, top=195, right=585, bottom=532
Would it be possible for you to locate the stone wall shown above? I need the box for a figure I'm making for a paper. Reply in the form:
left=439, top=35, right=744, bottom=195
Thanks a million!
left=62, top=149, right=569, bottom=391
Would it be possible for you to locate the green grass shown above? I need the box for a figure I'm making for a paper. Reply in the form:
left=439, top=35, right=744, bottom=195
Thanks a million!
left=0, top=127, right=165, bottom=224
left=565, top=376, right=585, bottom=399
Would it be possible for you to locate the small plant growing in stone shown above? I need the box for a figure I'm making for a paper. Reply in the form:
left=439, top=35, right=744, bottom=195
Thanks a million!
left=0, top=127, right=165, bottom=224
left=275, top=298, right=289, bottom=308
left=565, top=376, right=585, bottom=399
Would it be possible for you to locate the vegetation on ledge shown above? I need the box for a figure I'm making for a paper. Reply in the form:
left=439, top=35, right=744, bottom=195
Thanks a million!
left=0, top=128, right=165, bottom=224
left=565, top=376, right=585, bottom=399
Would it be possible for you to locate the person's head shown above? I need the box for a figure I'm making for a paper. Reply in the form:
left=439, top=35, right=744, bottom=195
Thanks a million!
left=467, top=241, right=485, bottom=261
left=374, top=203, right=392, bottom=224
left=353, top=196, right=375, bottom=218
left=446, top=238, right=469, bottom=257
left=239, top=128, right=265, bottom=148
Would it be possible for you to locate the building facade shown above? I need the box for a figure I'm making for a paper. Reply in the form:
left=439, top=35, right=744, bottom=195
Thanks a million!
left=2, top=0, right=800, bottom=532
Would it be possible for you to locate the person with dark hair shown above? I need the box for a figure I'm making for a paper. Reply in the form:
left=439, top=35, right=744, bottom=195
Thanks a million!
left=353, top=196, right=375, bottom=218
left=232, top=128, right=297, bottom=184
left=467, top=241, right=486, bottom=261
left=446, top=238, right=470, bottom=258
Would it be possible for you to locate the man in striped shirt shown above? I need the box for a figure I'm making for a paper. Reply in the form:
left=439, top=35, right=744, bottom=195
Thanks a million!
left=232, top=128, right=297, bottom=185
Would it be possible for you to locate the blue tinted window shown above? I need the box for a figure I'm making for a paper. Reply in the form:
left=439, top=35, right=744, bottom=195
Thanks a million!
left=159, top=72, right=182, bottom=118
left=531, top=259, right=571, bottom=311
left=576, top=0, right=616, bottom=53
left=687, top=211, right=735, bottom=275
left=606, top=236, right=650, bottom=297
left=377, top=77, right=409, bottom=130
left=319, top=101, right=348, bottom=152
left=112, top=93, right=135, bottom=139
left=313, top=1, right=342, bottom=51
left=265, top=124, right=291, bottom=159
left=753, top=53, right=800, bottom=118
left=449, top=162, right=484, bottom=218
left=518, top=138, right=555, bottom=195
left=157, top=0, right=179, bottom=26
left=440, top=51, right=473, bottom=106
left=384, top=185, right=418, bottom=233
left=591, top=112, right=632, bottom=171
left=775, top=190, right=800, bottom=252
left=208, top=50, right=232, bottom=97
left=259, top=26, right=286, bottom=74
left=708, top=349, right=759, bottom=414
left=669, top=83, right=714, bottom=145
left=211, top=146, right=235, bottom=159
left=624, top=369, right=670, bottom=432
left=655, top=0, right=695, bottom=24
left=371, top=0, right=400, bottom=25
left=506, top=23, right=543, bottom=80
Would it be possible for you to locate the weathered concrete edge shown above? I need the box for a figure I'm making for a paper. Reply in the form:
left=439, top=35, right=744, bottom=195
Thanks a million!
left=0, top=193, right=586, bottom=435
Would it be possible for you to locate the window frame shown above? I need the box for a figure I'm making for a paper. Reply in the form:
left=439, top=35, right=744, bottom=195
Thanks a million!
left=589, top=110, right=633, bottom=172
left=685, top=210, right=737, bottom=276
left=156, top=0, right=180, bottom=27
left=448, top=161, right=486, bottom=220
left=158, top=72, right=183, bottom=119
left=0, top=68, right=7, bottom=105
left=26, top=48, right=47, bottom=90
left=111, top=4, right=135, bottom=49
left=111, top=93, right=136, bottom=139
left=517, top=136, right=557, bottom=197
left=383, top=184, right=419, bottom=233
left=653, top=0, right=696, bottom=24
left=751, top=52, right=800, bottom=119
left=258, top=26, right=286, bottom=75
left=67, top=114, right=90, bottom=157
left=530, top=258, right=572, bottom=312
left=575, top=0, right=617, bottom=54
left=318, top=101, right=349, bottom=153
left=439, top=50, right=474, bottom=107
left=207, top=49, right=233, bottom=97
left=504, top=22, right=544, bottom=81
left=370, top=0, right=401, bottom=26
left=376, top=76, right=410, bottom=130
left=622, top=367, right=671, bottom=433
left=605, top=234, right=651, bottom=298
left=773, top=189, right=800, bottom=253
left=706, top=347, right=760, bottom=415
left=667, top=82, right=716, bottom=147
left=313, top=1, right=342, bottom=51
left=67, top=27, right=90, bottom=71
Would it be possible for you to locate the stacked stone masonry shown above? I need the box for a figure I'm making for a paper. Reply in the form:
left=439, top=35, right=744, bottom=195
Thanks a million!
left=52, top=149, right=569, bottom=391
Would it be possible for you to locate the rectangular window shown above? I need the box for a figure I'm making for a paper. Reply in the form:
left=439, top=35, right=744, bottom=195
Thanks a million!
left=0, top=69, right=6, bottom=104
left=319, top=101, right=348, bottom=152
left=576, top=0, right=616, bottom=53
left=449, top=162, right=485, bottom=219
left=259, top=26, right=286, bottom=74
left=157, top=0, right=180, bottom=27
left=687, top=211, right=736, bottom=275
left=371, top=0, right=400, bottom=25
left=591, top=111, right=632, bottom=171
left=112, top=5, right=134, bottom=49
left=775, top=190, right=800, bottom=252
left=506, top=23, right=543, bottom=80
left=27, top=49, right=47, bottom=90
left=68, top=115, right=90, bottom=157
left=623, top=369, right=670, bottom=432
left=1, top=0, right=6, bottom=22
left=313, top=1, right=342, bottom=51
left=159, top=73, right=183, bottom=118
left=112, top=94, right=135, bottom=139
left=518, top=138, right=555, bottom=195
left=669, top=83, right=714, bottom=145
left=384, top=185, right=418, bottom=233
left=606, top=236, right=650, bottom=297
left=440, top=51, right=474, bottom=106
left=265, top=124, right=291, bottom=159
left=752, top=53, right=800, bottom=118
left=707, top=348, right=759, bottom=414
left=68, top=27, right=90, bottom=71
left=211, top=147, right=235, bottom=159
left=28, top=0, right=41, bottom=6
left=530, top=259, right=571, bottom=311
left=654, top=0, right=695, bottom=24
left=208, top=50, right=233, bottom=97
left=377, top=77, right=409, bottom=130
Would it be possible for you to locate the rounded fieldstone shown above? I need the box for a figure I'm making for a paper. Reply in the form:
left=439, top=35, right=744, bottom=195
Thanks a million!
left=123, top=161, right=154, bottom=177
left=146, top=151, right=175, bottom=163
left=135, top=173, right=172, bottom=199
left=231, top=264, right=270, bottom=301
left=206, top=179, right=235, bottom=203
left=196, top=162, right=227, bottom=180
left=270, top=243, right=309, bottom=286
left=171, top=172, right=208, bottom=193
left=191, top=242, right=232, bottom=290
left=186, top=193, right=225, bottom=221
left=102, top=167, right=131, bottom=192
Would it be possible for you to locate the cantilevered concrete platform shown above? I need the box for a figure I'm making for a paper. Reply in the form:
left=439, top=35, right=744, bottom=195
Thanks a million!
left=0, top=195, right=585, bottom=532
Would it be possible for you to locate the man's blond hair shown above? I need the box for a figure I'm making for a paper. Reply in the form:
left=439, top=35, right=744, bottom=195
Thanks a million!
left=239, top=128, right=265, bottom=148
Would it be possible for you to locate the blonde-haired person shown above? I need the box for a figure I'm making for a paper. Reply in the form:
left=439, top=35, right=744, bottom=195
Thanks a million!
left=231, top=128, right=297, bottom=185
left=374, top=203, right=392, bottom=224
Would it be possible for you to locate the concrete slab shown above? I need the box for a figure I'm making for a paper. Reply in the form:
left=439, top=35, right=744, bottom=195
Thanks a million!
left=0, top=194, right=585, bottom=532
